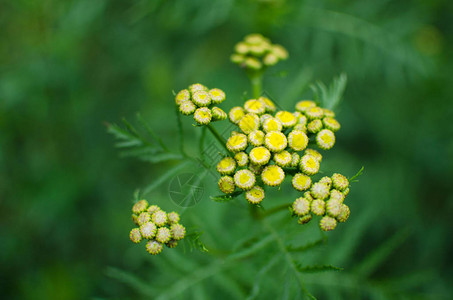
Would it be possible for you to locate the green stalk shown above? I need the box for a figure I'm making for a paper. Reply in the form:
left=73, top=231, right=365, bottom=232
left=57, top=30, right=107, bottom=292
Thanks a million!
left=250, top=73, right=263, bottom=99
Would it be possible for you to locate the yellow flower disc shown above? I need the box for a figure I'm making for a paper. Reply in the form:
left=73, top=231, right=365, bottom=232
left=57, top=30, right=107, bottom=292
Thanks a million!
left=248, top=130, right=265, bottom=146
left=262, top=117, right=282, bottom=133
left=258, top=96, right=276, bottom=112
left=274, top=150, right=292, bottom=167
left=295, top=100, right=316, bottom=113
left=261, top=165, right=285, bottom=186
left=288, top=130, right=308, bottom=151
left=292, top=197, right=310, bottom=216
left=307, top=119, right=323, bottom=133
left=175, top=89, right=190, bottom=105
left=304, top=149, right=322, bottom=162
left=229, top=107, right=246, bottom=124
left=218, top=176, right=235, bottom=194
left=264, top=131, right=287, bottom=152
left=326, top=198, right=342, bottom=218
left=234, top=152, right=249, bottom=167
left=332, top=173, right=349, bottom=191
left=336, top=204, right=350, bottom=223
left=209, top=88, right=226, bottom=104
left=189, top=83, right=208, bottom=94
left=306, top=106, right=324, bottom=120
left=320, top=216, right=337, bottom=231
left=234, top=169, right=256, bottom=190
left=275, top=111, right=297, bottom=128
left=299, top=154, right=320, bottom=175
left=179, top=100, right=196, bottom=115
left=146, top=240, right=163, bottom=255
left=216, top=157, right=236, bottom=175
left=311, top=199, right=326, bottom=216
left=226, top=133, right=248, bottom=152
left=212, top=107, right=227, bottom=121
left=239, top=113, right=260, bottom=134
left=140, top=222, right=157, bottom=239
left=292, top=173, right=312, bottom=191
left=250, top=146, right=271, bottom=165
left=192, top=90, right=211, bottom=107
left=194, top=107, right=212, bottom=125
left=244, top=99, right=266, bottom=115
left=316, top=129, right=335, bottom=150
left=245, top=186, right=265, bottom=204
left=323, top=117, right=341, bottom=132
left=323, top=108, right=335, bottom=118
left=311, top=182, right=330, bottom=200
left=291, top=152, right=300, bottom=167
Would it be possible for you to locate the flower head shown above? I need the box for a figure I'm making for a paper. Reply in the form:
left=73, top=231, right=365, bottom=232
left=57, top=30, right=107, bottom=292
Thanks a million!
left=226, top=133, right=248, bottom=152
left=217, top=157, right=236, bottom=175
left=306, top=107, right=324, bottom=120
left=298, top=214, right=313, bottom=225
left=189, top=83, right=208, bottom=94
left=258, top=97, right=276, bottom=112
left=234, top=169, right=256, bottom=190
left=175, top=89, right=190, bottom=105
left=152, top=210, right=167, bottom=227
left=319, top=176, right=332, bottom=188
left=323, top=117, right=341, bottom=132
left=262, top=117, right=282, bottom=133
left=179, top=100, right=196, bottom=115
left=332, top=173, right=349, bottom=191
left=291, top=152, right=300, bottom=168
left=132, top=199, right=149, bottom=214
left=326, top=198, right=342, bottom=218
left=249, top=146, right=271, bottom=165
left=311, top=182, right=330, bottom=200
left=261, top=165, right=285, bottom=186
left=305, top=149, right=322, bottom=162
left=140, top=222, right=157, bottom=239
left=274, top=150, right=292, bottom=167
left=295, top=100, right=316, bottom=113
left=307, top=119, right=323, bottom=133
left=299, top=154, right=320, bottom=175
left=211, top=107, right=227, bottom=121
left=194, top=107, right=212, bottom=125
left=156, top=227, right=172, bottom=244
left=323, top=108, right=335, bottom=118
left=288, top=130, right=308, bottom=151
left=311, top=199, right=326, bottom=216
left=292, top=173, right=312, bottom=191
left=265, top=131, right=287, bottom=152
left=130, top=228, right=142, bottom=244
left=292, top=197, right=310, bottom=216
left=336, top=204, right=350, bottom=222
left=246, top=186, right=265, bottom=204
left=146, top=240, right=163, bottom=255
left=147, top=205, right=160, bottom=214
left=275, top=111, right=297, bottom=127
left=218, top=176, right=235, bottom=194
left=171, top=223, right=186, bottom=240
left=244, top=99, right=266, bottom=115
left=167, top=212, right=180, bottom=224
left=248, top=130, right=265, bottom=146
left=229, top=107, right=246, bottom=124
left=239, top=113, right=260, bottom=134
left=137, top=212, right=151, bottom=226
left=244, top=57, right=262, bottom=70
left=329, top=189, right=345, bottom=203
left=320, top=216, right=337, bottom=231
left=234, top=152, right=249, bottom=167
left=263, top=53, right=278, bottom=66
left=316, top=129, right=335, bottom=150
left=209, top=88, right=226, bottom=104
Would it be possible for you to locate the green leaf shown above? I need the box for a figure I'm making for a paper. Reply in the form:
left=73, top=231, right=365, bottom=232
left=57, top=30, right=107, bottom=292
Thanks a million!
left=310, top=73, right=347, bottom=111
left=287, top=236, right=327, bottom=253
left=185, top=230, right=209, bottom=253
left=349, top=166, right=365, bottom=183
left=296, top=264, right=343, bottom=273
left=140, top=152, right=183, bottom=163
left=210, top=191, right=243, bottom=203
left=105, top=267, right=156, bottom=297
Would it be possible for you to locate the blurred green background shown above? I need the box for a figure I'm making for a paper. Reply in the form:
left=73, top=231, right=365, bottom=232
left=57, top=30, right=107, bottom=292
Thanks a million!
left=1, top=0, right=452, bottom=299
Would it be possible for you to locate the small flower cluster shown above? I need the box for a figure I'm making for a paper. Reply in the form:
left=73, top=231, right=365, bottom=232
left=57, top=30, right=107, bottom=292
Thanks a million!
left=129, top=199, right=186, bottom=255
left=230, top=34, right=288, bottom=70
left=175, top=83, right=227, bottom=125
left=290, top=173, right=351, bottom=231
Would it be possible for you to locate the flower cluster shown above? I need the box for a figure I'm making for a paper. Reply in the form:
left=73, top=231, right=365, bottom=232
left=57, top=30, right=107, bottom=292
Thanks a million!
left=230, top=34, right=288, bottom=70
left=129, top=199, right=186, bottom=255
left=217, top=98, right=342, bottom=203
left=290, top=173, right=350, bottom=231
left=175, top=83, right=227, bottom=125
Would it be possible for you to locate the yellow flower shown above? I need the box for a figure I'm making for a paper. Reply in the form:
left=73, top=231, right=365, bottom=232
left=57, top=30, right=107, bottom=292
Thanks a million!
left=249, top=146, right=271, bottom=165
left=307, top=119, right=323, bottom=133
left=288, top=130, right=308, bottom=151
left=152, top=210, right=167, bottom=227
left=305, top=148, right=322, bottom=162
left=263, top=53, right=279, bottom=66
left=132, top=199, right=149, bottom=214
left=304, top=191, right=314, bottom=202
left=275, top=111, right=297, bottom=127
left=292, top=173, right=312, bottom=191
left=146, top=240, right=163, bottom=255
left=332, top=173, right=349, bottom=191
left=147, top=205, right=160, bottom=214
left=264, top=131, right=287, bottom=152
left=234, top=169, right=256, bottom=190
left=189, top=83, right=208, bottom=94
left=299, top=154, right=320, bottom=175
left=336, top=204, right=350, bottom=222
left=229, top=107, right=246, bottom=124
left=292, top=197, right=311, bottom=216
left=137, top=212, right=151, bottom=226
left=306, top=106, right=324, bottom=120
left=326, top=198, right=342, bottom=218
left=209, top=88, right=226, bottom=104
left=194, top=107, right=212, bottom=125
left=239, top=113, right=260, bottom=134
left=319, top=176, right=332, bottom=188
left=330, top=189, right=345, bottom=203
left=258, top=97, right=276, bottom=113
left=311, top=200, right=326, bottom=216
left=244, top=57, right=262, bottom=70
left=320, top=216, right=337, bottom=231
left=211, top=107, right=227, bottom=121
left=167, top=212, right=180, bottom=224
left=156, top=227, right=172, bottom=244
left=262, top=117, right=283, bottom=133
left=297, top=114, right=308, bottom=126
left=323, top=117, right=341, bottom=132
left=244, top=33, right=266, bottom=45
left=293, top=124, right=307, bottom=132
left=217, top=157, right=236, bottom=175
left=311, top=182, right=330, bottom=200
left=226, top=133, right=248, bottom=152
left=295, top=100, right=316, bottom=113
left=129, top=228, right=142, bottom=244
left=271, top=44, right=289, bottom=60
left=140, top=222, right=157, bottom=239
left=248, top=130, right=265, bottom=147
left=192, top=90, right=211, bottom=107
left=261, top=165, right=285, bottom=186
left=298, top=214, right=313, bottom=225
left=171, top=224, right=186, bottom=240
left=218, top=176, right=235, bottom=194
left=179, top=100, right=196, bottom=115
left=231, top=53, right=245, bottom=64
left=244, top=99, right=266, bottom=115
left=234, top=152, right=249, bottom=167
left=273, top=150, right=292, bottom=167
left=235, top=42, right=250, bottom=54
left=175, top=89, right=190, bottom=105
left=291, top=152, right=300, bottom=168
left=245, top=186, right=265, bottom=204
left=323, top=108, right=335, bottom=118
left=316, top=129, right=335, bottom=150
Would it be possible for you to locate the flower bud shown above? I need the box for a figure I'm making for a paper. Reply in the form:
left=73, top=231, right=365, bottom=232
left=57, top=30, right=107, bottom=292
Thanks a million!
left=140, top=221, right=157, bottom=239
left=226, top=134, right=248, bottom=152
left=264, top=131, right=287, bottom=152
left=311, top=200, right=326, bottom=216
left=229, top=107, right=246, bottom=124
left=132, top=199, right=149, bottom=214
left=130, top=228, right=142, bottom=244
left=274, top=150, right=292, bottom=167
left=311, top=182, right=330, bottom=200
left=248, top=130, right=265, bottom=147
left=292, top=197, right=311, bottom=216
left=217, top=157, right=237, bottom=175
left=239, top=113, right=260, bottom=134
left=288, top=130, right=308, bottom=151
left=299, top=154, right=320, bottom=175
left=316, top=129, right=335, bottom=150
left=234, top=152, right=249, bottom=167
left=156, top=227, right=172, bottom=244
left=298, top=214, right=313, bottom=225
left=261, top=165, right=285, bottom=186
left=137, top=212, right=151, bottom=226
left=171, top=223, right=186, bottom=240
left=246, top=186, right=265, bottom=204
left=212, top=107, right=227, bottom=121
left=152, top=210, right=168, bottom=227
left=323, top=117, right=341, bottom=132
left=249, top=146, right=271, bottom=165
left=193, top=107, right=212, bottom=125
left=244, top=99, right=266, bottom=115
left=262, top=117, right=283, bottom=133
left=146, top=240, right=163, bottom=255
left=292, top=173, right=312, bottom=191
left=336, top=204, right=350, bottom=222
left=307, top=119, right=323, bottom=134
left=179, top=100, right=196, bottom=115
left=167, top=212, right=180, bottom=224
left=218, top=176, right=235, bottom=194
left=275, top=111, right=297, bottom=128
left=175, top=89, right=190, bottom=105
left=332, top=173, right=349, bottom=191
left=209, top=88, right=226, bottom=104
left=320, top=216, right=337, bottom=231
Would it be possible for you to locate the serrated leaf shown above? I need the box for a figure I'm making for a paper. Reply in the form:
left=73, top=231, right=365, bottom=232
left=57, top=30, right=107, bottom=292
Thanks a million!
left=310, top=73, right=347, bottom=111
left=210, top=191, right=243, bottom=203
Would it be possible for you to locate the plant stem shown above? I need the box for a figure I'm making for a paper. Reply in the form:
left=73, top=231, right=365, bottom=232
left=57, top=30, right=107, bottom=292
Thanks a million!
left=206, top=123, right=230, bottom=154
left=175, top=107, right=186, bottom=156
left=250, top=73, right=263, bottom=98
left=260, top=202, right=292, bottom=219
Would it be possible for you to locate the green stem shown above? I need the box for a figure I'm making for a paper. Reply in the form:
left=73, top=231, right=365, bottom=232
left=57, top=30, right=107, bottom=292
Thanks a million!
left=206, top=123, right=230, bottom=154
left=260, top=202, right=292, bottom=219
left=175, top=107, right=186, bottom=156
left=250, top=73, right=263, bottom=98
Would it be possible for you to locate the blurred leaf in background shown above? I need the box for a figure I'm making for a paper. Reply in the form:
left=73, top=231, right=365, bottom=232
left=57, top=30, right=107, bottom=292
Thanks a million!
left=1, top=0, right=452, bottom=299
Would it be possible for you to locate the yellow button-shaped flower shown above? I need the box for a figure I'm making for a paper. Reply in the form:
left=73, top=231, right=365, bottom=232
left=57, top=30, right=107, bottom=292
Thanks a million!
left=292, top=197, right=310, bottom=216
left=265, top=131, right=287, bottom=152
left=234, top=169, right=256, bottom=190
left=239, top=113, right=260, bottom=134
left=292, top=173, right=311, bottom=191
left=245, top=186, right=265, bottom=204
left=179, top=100, right=196, bottom=115
left=175, top=89, right=190, bottom=105
left=295, top=100, right=316, bottom=113
left=306, top=106, right=324, bottom=120
left=218, top=176, right=235, bottom=194
left=323, top=117, right=341, bottom=132
left=217, top=157, right=236, bottom=175
left=194, top=107, right=212, bottom=125
left=258, top=96, right=276, bottom=112
left=234, top=152, right=249, bottom=167
left=288, top=130, right=308, bottom=151
left=299, top=154, right=320, bottom=175
left=244, top=99, right=266, bottom=115
left=275, top=111, right=297, bottom=127
left=229, top=107, right=245, bottom=124
left=261, top=165, right=285, bottom=186
left=274, top=150, right=292, bottom=167
left=316, top=129, right=335, bottom=150
left=209, top=88, right=226, bottom=104
left=250, top=146, right=271, bottom=165
left=226, top=133, right=248, bottom=152
left=262, top=117, right=282, bottom=133
left=192, top=91, right=211, bottom=107
left=248, top=130, right=265, bottom=146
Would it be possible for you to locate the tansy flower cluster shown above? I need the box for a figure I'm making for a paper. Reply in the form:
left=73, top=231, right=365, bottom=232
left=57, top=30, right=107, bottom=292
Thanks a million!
left=230, top=33, right=288, bottom=71
left=175, top=83, right=227, bottom=125
left=290, top=173, right=351, bottom=231
left=129, top=199, right=186, bottom=255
